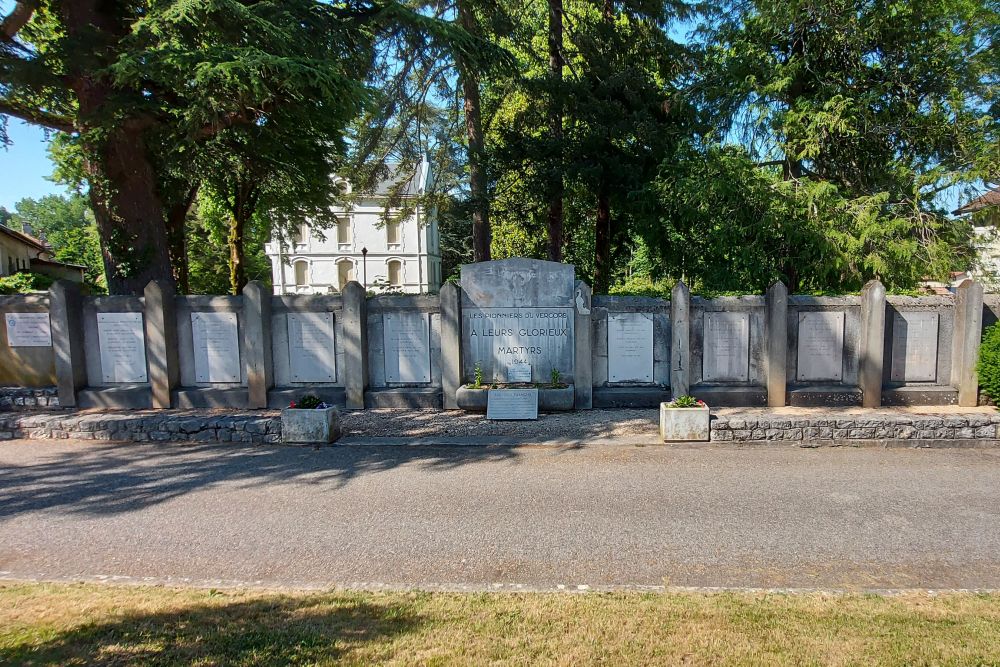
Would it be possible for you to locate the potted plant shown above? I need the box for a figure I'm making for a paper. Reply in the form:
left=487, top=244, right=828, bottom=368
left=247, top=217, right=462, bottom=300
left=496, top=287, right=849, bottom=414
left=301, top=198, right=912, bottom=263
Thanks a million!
left=455, top=363, right=575, bottom=412
left=659, top=395, right=710, bottom=441
left=282, top=394, right=342, bottom=444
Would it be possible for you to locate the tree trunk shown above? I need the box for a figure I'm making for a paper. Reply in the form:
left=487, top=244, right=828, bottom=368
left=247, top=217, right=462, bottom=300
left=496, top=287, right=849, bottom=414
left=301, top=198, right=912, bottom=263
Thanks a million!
left=546, top=0, right=564, bottom=262
left=228, top=183, right=256, bottom=295
left=593, top=182, right=612, bottom=293
left=166, top=184, right=198, bottom=294
left=85, top=124, right=175, bottom=295
left=457, top=0, right=490, bottom=262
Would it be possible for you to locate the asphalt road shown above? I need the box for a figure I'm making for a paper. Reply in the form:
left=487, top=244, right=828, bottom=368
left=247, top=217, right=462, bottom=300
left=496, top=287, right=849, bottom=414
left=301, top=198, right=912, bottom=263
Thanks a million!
left=1, top=439, right=999, bottom=591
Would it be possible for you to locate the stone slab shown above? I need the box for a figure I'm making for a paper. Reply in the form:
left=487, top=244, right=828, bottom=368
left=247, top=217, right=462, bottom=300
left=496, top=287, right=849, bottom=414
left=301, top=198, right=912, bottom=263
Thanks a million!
left=703, top=311, right=750, bottom=382
left=882, top=385, right=958, bottom=406
left=97, top=312, right=148, bottom=384
left=486, top=388, right=539, bottom=420
left=365, top=387, right=443, bottom=409
left=172, top=387, right=250, bottom=409
left=593, top=386, right=671, bottom=408
left=384, top=311, right=431, bottom=383
left=287, top=312, right=336, bottom=383
left=890, top=311, right=939, bottom=382
left=796, top=311, right=844, bottom=381
left=607, top=312, right=654, bottom=383
left=691, top=384, right=767, bottom=407
left=77, top=385, right=152, bottom=409
left=4, top=312, right=52, bottom=347
left=461, top=258, right=575, bottom=309
left=192, top=311, right=241, bottom=383
left=787, top=385, right=862, bottom=407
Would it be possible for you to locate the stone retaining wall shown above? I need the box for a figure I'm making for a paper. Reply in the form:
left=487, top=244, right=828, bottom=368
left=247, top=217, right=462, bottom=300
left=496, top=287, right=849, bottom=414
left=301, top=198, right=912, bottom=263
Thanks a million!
left=0, top=386, right=60, bottom=411
left=710, top=413, right=1000, bottom=443
left=0, top=411, right=280, bottom=444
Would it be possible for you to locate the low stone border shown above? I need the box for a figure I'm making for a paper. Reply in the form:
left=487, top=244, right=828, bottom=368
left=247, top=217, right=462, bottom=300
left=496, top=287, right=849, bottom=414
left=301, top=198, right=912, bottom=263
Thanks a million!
left=710, top=413, right=1000, bottom=442
left=0, top=387, right=60, bottom=411
left=0, top=411, right=280, bottom=444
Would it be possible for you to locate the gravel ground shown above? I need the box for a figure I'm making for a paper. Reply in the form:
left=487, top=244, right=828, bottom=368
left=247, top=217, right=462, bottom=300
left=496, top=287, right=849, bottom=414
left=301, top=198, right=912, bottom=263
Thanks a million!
left=339, top=408, right=661, bottom=438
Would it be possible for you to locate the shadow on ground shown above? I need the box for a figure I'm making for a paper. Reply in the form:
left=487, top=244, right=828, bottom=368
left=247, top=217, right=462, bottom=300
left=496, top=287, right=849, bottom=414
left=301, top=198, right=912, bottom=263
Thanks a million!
left=0, top=441, right=527, bottom=519
left=0, top=592, right=422, bottom=666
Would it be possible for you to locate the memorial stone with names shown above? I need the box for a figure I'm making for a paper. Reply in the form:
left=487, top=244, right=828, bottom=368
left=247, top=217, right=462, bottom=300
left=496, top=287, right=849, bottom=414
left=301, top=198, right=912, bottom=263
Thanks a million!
left=461, top=258, right=575, bottom=384
left=507, top=363, right=532, bottom=383
left=5, top=312, right=52, bottom=347
left=384, top=311, right=431, bottom=383
left=97, top=312, right=148, bottom=383
left=192, top=312, right=241, bottom=383
left=486, top=388, right=539, bottom=420
left=608, top=312, right=654, bottom=383
left=890, top=311, right=939, bottom=382
left=796, top=311, right=845, bottom=381
left=703, top=311, right=750, bottom=382
left=287, top=312, right=336, bottom=382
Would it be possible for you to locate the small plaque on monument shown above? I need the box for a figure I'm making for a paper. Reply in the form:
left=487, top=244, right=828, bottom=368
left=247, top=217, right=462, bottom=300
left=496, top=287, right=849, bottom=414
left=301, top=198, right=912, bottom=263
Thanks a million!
left=703, top=311, right=750, bottom=382
left=192, top=312, right=241, bottom=383
left=287, top=312, right=336, bottom=382
left=5, top=312, right=52, bottom=347
left=487, top=388, right=538, bottom=420
left=384, top=312, right=431, bottom=383
left=608, top=312, right=654, bottom=383
left=507, top=362, right=532, bottom=383
left=890, top=311, right=939, bottom=382
left=796, top=311, right=844, bottom=381
left=97, top=312, right=148, bottom=383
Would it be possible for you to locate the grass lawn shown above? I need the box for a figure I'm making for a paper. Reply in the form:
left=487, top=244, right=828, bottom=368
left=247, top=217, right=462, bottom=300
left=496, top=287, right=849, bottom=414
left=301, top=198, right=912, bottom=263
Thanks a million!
left=1, top=582, right=999, bottom=665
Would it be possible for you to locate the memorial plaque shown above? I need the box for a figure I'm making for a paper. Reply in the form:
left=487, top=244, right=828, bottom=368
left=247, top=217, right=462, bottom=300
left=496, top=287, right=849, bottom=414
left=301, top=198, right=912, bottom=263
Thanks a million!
left=796, top=311, right=845, bottom=381
left=97, top=312, right=147, bottom=383
left=461, top=259, right=575, bottom=384
left=486, top=388, right=538, bottom=420
left=890, top=311, right=939, bottom=382
left=287, top=312, right=336, bottom=382
left=5, top=312, right=52, bottom=347
left=192, top=312, right=241, bottom=383
left=703, top=311, right=750, bottom=382
left=384, top=312, right=431, bottom=383
left=507, top=363, right=532, bottom=383
left=608, top=312, right=654, bottom=383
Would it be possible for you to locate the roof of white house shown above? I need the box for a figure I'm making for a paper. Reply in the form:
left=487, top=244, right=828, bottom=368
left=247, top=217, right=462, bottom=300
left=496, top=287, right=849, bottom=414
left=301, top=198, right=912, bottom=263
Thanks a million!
left=358, top=158, right=431, bottom=197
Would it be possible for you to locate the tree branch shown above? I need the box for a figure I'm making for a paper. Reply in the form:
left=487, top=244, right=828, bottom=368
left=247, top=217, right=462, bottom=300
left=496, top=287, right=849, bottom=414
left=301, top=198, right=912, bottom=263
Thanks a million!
left=1, top=0, right=38, bottom=42
left=0, top=100, right=74, bottom=132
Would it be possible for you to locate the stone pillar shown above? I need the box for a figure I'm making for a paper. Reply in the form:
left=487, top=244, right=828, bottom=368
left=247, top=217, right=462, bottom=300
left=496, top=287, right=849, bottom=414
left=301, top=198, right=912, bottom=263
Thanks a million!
left=859, top=279, right=886, bottom=408
left=342, top=281, right=369, bottom=410
left=951, top=280, right=984, bottom=407
left=242, top=281, right=273, bottom=409
left=144, top=280, right=179, bottom=409
left=765, top=281, right=788, bottom=407
left=440, top=282, right=462, bottom=410
left=574, top=281, right=593, bottom=409
left=670, top=281, right=691, bottom=399
left=48, top=280, right=86, bottom=408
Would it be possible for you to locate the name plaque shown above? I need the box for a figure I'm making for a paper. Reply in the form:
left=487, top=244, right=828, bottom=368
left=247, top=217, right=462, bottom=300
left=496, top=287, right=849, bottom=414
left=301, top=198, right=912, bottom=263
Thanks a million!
left=486, top=388, right=539, bottom=420
left=287, top=312, right=336, bottom=382
left=384, top=312, right=431, bottom=383
left=192, top=312, right=241, bottom=383
left=507, top=363, right=532, bottom=383
left=703, top=311, right=750, bottom=382
left=97, top=312, right=148, bottom=383
left=796, top=311, right=844, bottom=381
left=608, top=312, right=654, bottom=383
left=5, top=312, right=52, bottom=347
left=890, top=311, right=939, bottom=382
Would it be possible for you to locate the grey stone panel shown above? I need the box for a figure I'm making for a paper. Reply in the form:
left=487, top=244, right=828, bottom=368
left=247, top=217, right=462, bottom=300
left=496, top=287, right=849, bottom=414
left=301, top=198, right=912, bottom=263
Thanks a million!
left=364, top=387, right=442, bottom=408
left=592, top=386, right=670, bottom=408
left=0, top=294, right=56, bottom=387
left=243, top=281, right=273, bottom=409
left=691, top=384, right=768, bottom=407
left=172, top=387, right=250, bottom=409
left=175, top=296, right=247, bottom=388
left=670, top=282, right=690, bottom=398
left=859, top=280, right=887, bottom=408
left=77, top=385, right=152, bottom=409
left=882, top=385, right=959, bottom=406
left=82, top=295, right=147, bottom=388
left=574, top=281, right=592, bottom=409
left=460, top=258, right=574, bottom=309
left=765, top=281, right=788, bottom=407
left=787, top=385, right=862, bottom=407
left=144, top=281, right=179, bottom=409
left=341, top=281, right=368, bottom=410
left=439, top=282, right=462, bottom=410
left=47, top=282, right=86, bottom=406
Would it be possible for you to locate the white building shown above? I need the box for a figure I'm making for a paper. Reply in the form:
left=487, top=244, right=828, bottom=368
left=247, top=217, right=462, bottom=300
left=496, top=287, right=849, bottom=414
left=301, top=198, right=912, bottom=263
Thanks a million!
left=266, top=160, right=442, bottom=295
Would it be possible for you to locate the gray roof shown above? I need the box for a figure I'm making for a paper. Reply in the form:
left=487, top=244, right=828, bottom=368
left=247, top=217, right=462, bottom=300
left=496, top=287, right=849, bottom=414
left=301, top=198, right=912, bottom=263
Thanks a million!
left=368, top=160, right=430, bottom=197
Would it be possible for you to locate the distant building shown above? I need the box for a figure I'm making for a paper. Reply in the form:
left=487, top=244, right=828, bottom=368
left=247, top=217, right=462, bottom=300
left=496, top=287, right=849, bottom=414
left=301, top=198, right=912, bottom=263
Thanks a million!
left=954, top=185, right=1000, bottom=286
left=265, top=159, right=442, bottom=295
left=0, top=222, right=85, bottom=283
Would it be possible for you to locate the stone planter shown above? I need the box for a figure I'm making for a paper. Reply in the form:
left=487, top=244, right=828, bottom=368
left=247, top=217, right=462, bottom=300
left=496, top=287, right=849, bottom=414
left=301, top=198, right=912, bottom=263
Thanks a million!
left=281, top=406, right=342, bottom=444
left=456, top=384, right=575, bottom=412
left=659, top=403, right=710, bottom=441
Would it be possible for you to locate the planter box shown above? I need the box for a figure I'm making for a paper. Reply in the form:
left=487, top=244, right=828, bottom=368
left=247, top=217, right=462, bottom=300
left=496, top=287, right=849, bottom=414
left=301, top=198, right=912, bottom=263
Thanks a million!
left=659, top=403, right=710, bottom=441
left=281, top=406, right=342, bottom=444
left=456, top=384, right=575, bottom=412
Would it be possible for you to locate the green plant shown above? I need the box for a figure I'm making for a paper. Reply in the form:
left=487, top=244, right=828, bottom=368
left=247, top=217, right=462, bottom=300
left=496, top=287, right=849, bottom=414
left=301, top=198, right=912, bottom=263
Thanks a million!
left=667, top=395, right=704, bottom=408
left=290, top=394, right=322, bottom=410
left=977, top=324, right=1000, bottom=404
left=0, top=272, right=52, bottom=295
left=473, top=362, right=484, bottom=389
left=550, top=368, right=561, bottom=386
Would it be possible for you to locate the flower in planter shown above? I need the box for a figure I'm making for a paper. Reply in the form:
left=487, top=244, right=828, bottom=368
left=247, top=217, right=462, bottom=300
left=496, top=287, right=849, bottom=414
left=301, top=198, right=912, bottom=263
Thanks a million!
left=291, top=394, right=324, bottom=410
left=666, top=395, right=706, bottom=408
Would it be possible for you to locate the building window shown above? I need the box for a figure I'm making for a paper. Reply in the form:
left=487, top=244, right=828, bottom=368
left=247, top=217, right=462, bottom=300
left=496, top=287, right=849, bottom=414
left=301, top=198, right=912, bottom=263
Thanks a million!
left=292, top=224, right=307, bottom=246
left=337, top=217, right=351, bottom=246
left=386, top=221, right=401, bottom=247
left=337, top=259, right=354, bottom=290
left=293, top=260, right=309, bottom=286
left=387, top=259, right=402, bottom=287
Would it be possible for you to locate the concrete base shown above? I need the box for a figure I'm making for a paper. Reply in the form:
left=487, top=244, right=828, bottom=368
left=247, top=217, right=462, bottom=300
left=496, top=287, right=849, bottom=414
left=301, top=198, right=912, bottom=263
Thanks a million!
left=882, top=385, right=959, bottom=406
left=691, top=385, right=767, bottom=407
left=281, top=406, right=341, bottom=444
left=594, top=386, right=670, bottom=408
left=77, top=385, right=152, bottom=409
left=365, top=388, right=442, bottom=409
left=268, top=386, right=346, bottom=410
left=173, top=387, right=249, bottom=409
left=660, top=403, right=710, bottom=441
left=787, top=385, right=863, bottom=407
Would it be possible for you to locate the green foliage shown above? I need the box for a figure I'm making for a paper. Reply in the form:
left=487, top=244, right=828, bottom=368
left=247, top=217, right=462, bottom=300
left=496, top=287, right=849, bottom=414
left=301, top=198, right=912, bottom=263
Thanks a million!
left=667, top=395, right=702, bottom=408
left=473, top=361, right=484, bottom=389
left=0, top=272, right=53, bottom=295
left=186, top=199, right=271, bottom=295
left=977, top=324, right=1000, bottom=404
left=291, top=394, right=323, bottom=409
left=549, top=368, right=562, bottom=387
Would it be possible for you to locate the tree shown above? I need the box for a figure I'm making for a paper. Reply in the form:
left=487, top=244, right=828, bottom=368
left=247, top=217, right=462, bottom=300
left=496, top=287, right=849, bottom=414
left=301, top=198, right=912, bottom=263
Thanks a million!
left=0, top=0, right=441, bottom=294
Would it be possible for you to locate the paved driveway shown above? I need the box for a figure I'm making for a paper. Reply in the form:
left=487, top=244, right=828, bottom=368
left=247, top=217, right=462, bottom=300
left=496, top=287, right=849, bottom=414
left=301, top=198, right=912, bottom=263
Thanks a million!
left=1, top=439, right=998, bottom=591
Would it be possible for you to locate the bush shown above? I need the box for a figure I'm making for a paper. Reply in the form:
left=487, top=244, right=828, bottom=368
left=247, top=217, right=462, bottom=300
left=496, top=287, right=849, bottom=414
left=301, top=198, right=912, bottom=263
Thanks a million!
left=977, top=324, right=1000, bottom=403
left=0, top=272, right=51, bottom=295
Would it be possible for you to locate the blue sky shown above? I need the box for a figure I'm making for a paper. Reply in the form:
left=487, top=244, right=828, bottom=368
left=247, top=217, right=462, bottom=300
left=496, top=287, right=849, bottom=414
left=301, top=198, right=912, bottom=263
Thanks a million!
left=0, top=120, right=72, bottom=211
